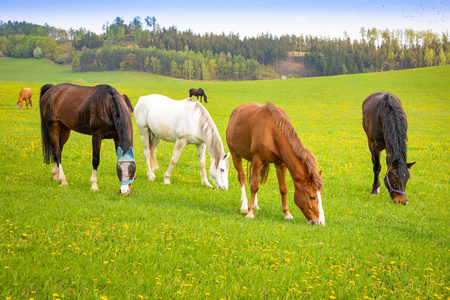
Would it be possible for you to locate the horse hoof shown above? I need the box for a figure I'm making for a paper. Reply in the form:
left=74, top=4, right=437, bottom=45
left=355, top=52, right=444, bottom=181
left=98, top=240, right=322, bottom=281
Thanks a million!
left=164, top=179, right=171, bottom=184
left=240, top=208, right=248, bottom=214
left=284, top=214, right=294, bottom=220
left=246, top=214, right=255, bottom=219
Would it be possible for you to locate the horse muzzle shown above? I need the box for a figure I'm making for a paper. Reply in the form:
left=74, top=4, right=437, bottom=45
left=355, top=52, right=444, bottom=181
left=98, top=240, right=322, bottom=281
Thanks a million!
left=120, top=184, right=132, bottom=195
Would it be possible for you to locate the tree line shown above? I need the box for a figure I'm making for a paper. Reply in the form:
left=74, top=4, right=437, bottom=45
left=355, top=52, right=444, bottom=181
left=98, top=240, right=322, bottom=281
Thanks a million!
left=1, top=19, right=449, bottom=80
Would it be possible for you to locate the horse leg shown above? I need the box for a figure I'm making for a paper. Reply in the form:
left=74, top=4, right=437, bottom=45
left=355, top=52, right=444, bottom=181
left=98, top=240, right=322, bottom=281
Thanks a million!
left=370, top=145, right=382, bottom=195
left=230, top=151, right=248, bottom=213
left=47, top=122, right=68, bottom=186
left=139, top=128, right=155, bottom=181
left=275, top=163, right=293, bottom=219
left=197, top=143, right=212, bottom=187
left=247, top=158, right=263, bottom=219
left=164, top=138, right=187, bottom=184
left=149, top=134, right=160, bottom=175
left=90, top=132, right=102, bottom=191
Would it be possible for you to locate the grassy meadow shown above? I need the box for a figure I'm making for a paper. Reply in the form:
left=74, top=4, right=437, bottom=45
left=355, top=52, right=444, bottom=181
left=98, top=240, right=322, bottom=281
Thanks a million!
left=0, top=57, right=449, bottom=299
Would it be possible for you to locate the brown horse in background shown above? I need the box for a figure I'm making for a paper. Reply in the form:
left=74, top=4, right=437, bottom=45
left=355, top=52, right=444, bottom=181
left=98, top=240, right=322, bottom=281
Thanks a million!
left=17, top=88, right=32, bottom=109
left=189, top=88, right=207, bottom=103
left=226, top=102, right=325, bottom=225
left=362, top=92, right=415, bottom=204
left=40, top=83, right=136, bottom=195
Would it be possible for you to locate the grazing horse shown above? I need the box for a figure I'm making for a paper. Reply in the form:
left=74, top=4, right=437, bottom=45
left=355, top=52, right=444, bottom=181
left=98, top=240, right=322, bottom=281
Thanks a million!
left=40, top=83, right=136, bottom=195
left=17, top=88, right=32, bottom=109
left=122, top=94, right=134, bottom=117
left=189, top=88, right=208, bottom=103
left=135, top=94, right=229, bottom=189
left=362, top=92, right=415, bottom=204
left=226, top=102, right=325, bottom=225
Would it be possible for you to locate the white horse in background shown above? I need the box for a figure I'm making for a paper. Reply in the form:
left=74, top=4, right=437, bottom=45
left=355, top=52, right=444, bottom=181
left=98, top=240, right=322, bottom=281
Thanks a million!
left=134, top=94, right=230, bottom=189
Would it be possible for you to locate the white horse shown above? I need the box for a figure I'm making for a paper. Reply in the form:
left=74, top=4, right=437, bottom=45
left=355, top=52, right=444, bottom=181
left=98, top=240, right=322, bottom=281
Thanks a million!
left=135, top=94, right=230, bottom=189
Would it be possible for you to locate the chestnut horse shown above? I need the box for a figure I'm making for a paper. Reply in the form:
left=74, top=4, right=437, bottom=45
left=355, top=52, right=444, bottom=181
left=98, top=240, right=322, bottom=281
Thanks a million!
left=226, top=102, right=325, bottom=225
left=189, top=88, right=207, bottom=103
left=362, top=92, right=415, bottom=204
left=40, top=83, right=136, bottom=195
left=17, top=88, right=32, bottom=109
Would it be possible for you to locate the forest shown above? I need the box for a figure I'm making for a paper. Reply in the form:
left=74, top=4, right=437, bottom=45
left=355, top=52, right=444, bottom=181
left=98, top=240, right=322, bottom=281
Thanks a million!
left=1, top=18, right=449, bottom=80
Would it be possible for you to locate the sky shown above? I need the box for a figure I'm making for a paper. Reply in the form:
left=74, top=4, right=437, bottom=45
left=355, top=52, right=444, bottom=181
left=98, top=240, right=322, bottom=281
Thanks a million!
left=1, top=0, right=448, bottom=40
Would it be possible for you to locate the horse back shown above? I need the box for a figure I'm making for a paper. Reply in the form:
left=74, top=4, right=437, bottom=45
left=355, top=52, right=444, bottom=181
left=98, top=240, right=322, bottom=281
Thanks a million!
left=362, top=92, right=406, bottom=148
left=227, top=103, right=281, bottom=161
left=40, top=83, right=119, bottom=135
left=136, top=95, right=202, bottom=143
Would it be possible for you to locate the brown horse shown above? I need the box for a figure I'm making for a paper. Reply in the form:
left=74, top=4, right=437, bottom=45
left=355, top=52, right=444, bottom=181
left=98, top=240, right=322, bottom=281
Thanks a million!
left=17, top=88, right=32, bottom=109
left=362, top=92, right=415, bottom=204
left=189, top=88, right=207, bottom=103
left=40, top=83, right=136, bottom=195
left=226, top=102, right=325, bottom=225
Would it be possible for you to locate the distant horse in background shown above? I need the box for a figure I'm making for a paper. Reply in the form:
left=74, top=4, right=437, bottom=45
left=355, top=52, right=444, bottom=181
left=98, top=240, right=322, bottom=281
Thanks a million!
left=362, top=92, right=415, bottom=204
left=135, top=94, right=229, bottom=189
left=40, top=83, right=136, bottom=195
left=189, top=88, right=207, bottom=103
left=17, top=88, right=32, bottom=109
left=122, top=94, right=134, bottom=117
left=226, top=102, right=325, bottom=225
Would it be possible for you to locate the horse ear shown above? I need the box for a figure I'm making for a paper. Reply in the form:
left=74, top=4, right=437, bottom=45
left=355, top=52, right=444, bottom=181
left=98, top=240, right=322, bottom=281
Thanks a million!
left=319, top=170, right=322, bottom=176
left=117, top=147, right=124, bottom=158
left=407, top=162, right=416, bottom=169
left=224, top=152, right=230, bottom=160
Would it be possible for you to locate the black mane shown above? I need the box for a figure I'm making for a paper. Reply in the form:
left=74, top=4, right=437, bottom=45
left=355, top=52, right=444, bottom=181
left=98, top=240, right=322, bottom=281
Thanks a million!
left=378, top=93, right=408, bottom=166
left=95, top=85, right=132, bottom=151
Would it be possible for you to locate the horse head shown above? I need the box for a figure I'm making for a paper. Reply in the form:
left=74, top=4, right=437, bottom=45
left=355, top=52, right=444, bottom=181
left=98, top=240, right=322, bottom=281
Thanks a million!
left=17, top=100, right=22, bottom=110
left=293, top=170, right=325, bottom=225
left=384, top=159, right=415, bottom=205
left=209, top=152, right=230, bottom=190
left=116, top=146, right=136, bottom=195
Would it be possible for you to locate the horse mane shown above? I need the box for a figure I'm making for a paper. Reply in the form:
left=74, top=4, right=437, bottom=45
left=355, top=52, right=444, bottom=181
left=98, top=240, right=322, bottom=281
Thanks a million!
left=189, top=98, right=224, bottom=165
left=377, top=93, right=408, bottom=166
left=264, top=102, right=324, bottom=191
left=96, top=85, right=132, bottom=151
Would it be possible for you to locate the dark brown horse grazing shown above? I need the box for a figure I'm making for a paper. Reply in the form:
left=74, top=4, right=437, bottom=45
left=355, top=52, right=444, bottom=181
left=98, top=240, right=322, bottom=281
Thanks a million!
left=40, top=83, right=136, bottom=195
left=17, top=88, right=32, bottom=109
left=189, top=88, right=207, bottom=103
left=226, top=102, right=325, bottom=225
left=362, top=92, right=415, bottom=204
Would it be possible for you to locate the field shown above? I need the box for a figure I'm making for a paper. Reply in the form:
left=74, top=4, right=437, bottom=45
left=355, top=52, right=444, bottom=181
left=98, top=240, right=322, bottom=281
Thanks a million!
left=0, top=57, right=449, bottom=299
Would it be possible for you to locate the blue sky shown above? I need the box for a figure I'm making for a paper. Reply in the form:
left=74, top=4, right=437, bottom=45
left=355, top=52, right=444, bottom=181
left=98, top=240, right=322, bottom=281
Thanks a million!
left=1, top=0, right=448, bottom=39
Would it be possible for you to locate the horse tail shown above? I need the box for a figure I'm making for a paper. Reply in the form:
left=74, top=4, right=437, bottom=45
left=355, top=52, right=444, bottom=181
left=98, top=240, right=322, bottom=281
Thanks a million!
left=40, top=84, right=54, bottom=164
left=247, top=162, right=271, bottom=184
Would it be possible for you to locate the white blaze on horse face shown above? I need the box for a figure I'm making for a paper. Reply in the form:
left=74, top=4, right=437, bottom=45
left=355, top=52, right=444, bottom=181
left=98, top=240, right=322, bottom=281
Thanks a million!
left=120, top=184, right=131, bottom=195
left=317, top=192, right=325, bottom=226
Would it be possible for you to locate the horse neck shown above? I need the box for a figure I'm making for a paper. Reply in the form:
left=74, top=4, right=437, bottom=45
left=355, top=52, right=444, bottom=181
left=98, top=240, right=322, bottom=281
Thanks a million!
left=383, top=117, right=407, bottom=167
left=277, top=139, right=309, bottom=180
left=202, top=124, right=225, bottom=163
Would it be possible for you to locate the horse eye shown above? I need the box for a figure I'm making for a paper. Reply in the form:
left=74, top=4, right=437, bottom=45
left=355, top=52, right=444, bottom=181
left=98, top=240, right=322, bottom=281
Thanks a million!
left=220, top=168, right=225, bottom=172
left=309, top=196, right=316, bottom=200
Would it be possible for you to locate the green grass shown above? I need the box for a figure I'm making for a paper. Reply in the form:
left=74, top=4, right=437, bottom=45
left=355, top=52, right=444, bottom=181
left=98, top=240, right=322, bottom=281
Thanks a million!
left=0, top=57, right=449, bottom=299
